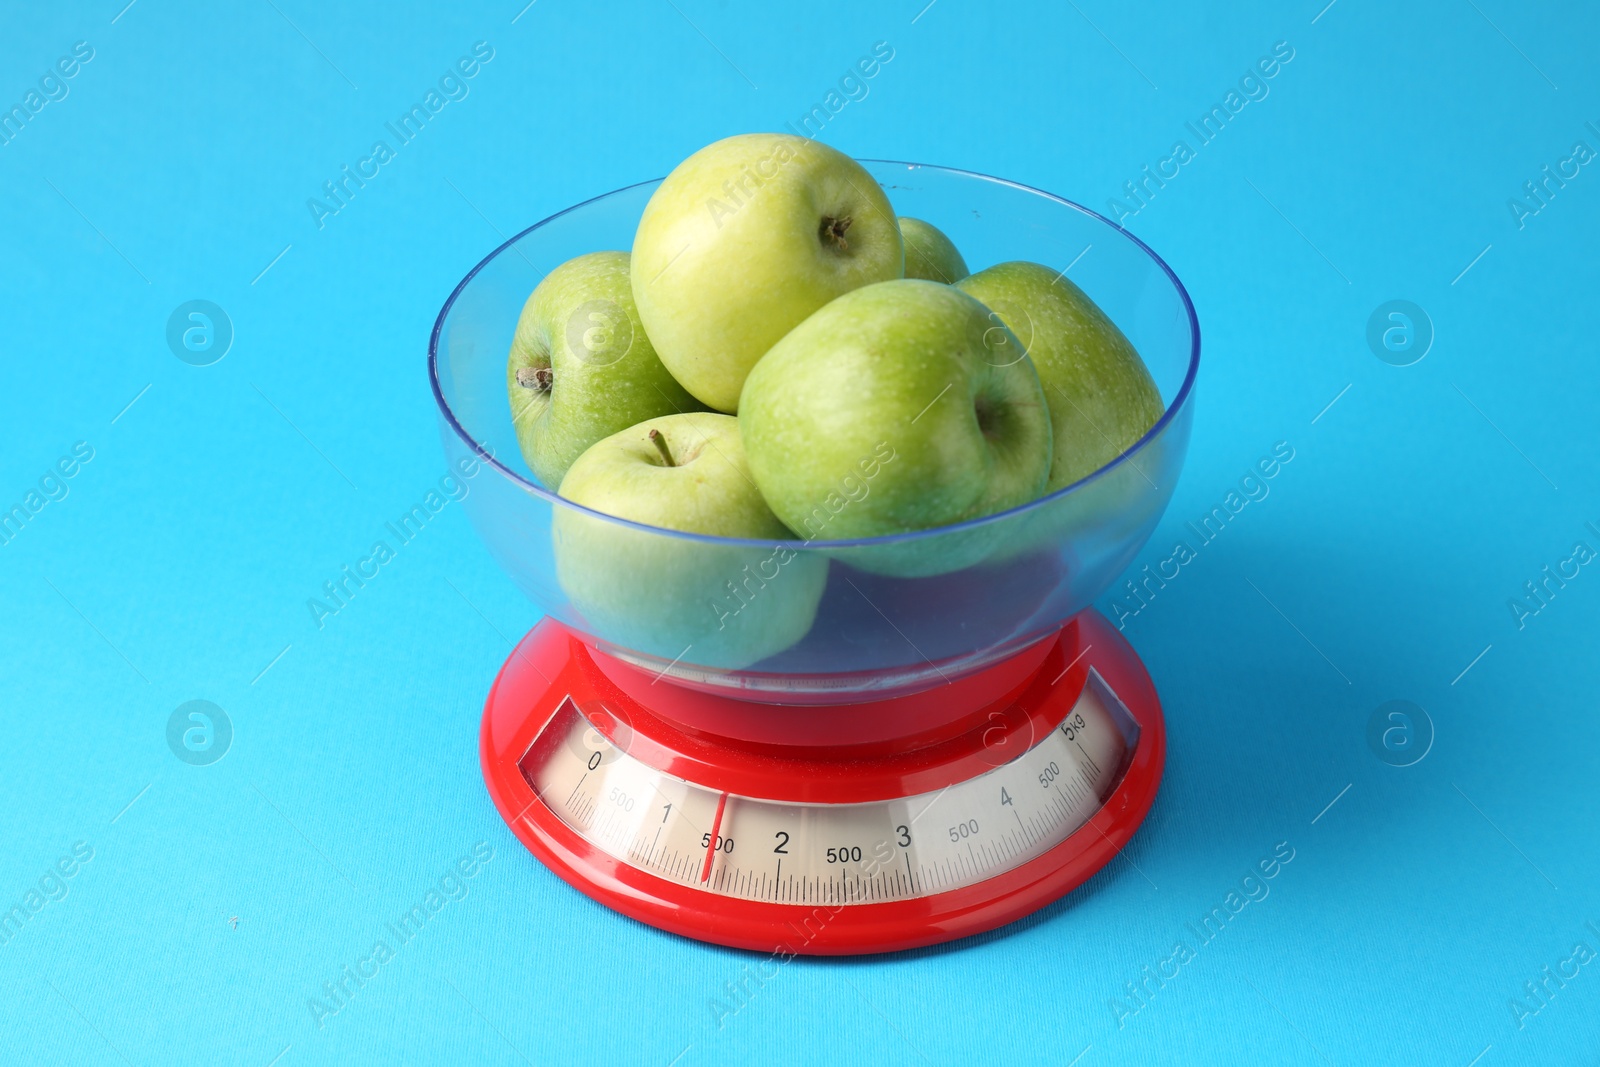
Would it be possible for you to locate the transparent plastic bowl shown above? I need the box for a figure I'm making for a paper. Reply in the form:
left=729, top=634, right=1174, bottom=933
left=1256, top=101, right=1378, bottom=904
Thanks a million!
left=430, top=161, right=1198, bottom=704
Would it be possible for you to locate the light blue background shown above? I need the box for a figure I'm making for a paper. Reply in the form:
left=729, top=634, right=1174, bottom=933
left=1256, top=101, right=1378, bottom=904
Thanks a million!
left=3, top=1, right=1597, bottom=1064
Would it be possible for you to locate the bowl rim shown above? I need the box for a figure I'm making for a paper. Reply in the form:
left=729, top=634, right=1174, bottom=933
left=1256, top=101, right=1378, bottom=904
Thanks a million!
left=428, top=158, right=1201, bottom=549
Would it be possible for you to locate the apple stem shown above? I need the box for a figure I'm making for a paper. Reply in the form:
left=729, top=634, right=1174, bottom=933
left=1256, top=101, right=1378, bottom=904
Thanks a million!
left=820, top=215, right=853, bottom=251
left=516, top=366, right=553, bottom=392
left=648, top=428, right=676, bottom=467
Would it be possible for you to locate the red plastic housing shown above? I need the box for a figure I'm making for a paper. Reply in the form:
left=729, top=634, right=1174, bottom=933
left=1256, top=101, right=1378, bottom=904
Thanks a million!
left=479, top=610, right=1165, bottom=955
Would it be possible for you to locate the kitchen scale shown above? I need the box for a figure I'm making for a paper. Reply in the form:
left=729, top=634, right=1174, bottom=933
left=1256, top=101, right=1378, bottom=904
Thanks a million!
left=480, top=609, right=1163, bottom=954
left=431, top=160, right=1198, bottom=955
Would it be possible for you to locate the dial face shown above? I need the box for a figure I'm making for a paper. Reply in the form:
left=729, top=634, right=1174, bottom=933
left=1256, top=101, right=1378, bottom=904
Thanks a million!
left=519, top=671, right=1137, bottom=905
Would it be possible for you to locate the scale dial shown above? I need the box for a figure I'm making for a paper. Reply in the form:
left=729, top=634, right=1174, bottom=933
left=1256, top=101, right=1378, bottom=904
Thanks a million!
left=519, top=670, right=1137, bottom=905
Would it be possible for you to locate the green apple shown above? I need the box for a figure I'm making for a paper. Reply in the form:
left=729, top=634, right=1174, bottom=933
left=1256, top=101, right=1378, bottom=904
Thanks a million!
left=957, top=261, right=1163, bottom=492
left=899, top=216, right=968, bottom=283
left=553, top=413, right=827, bottom=670
left=631, top=133, right=904, bottom=412
left=739, top=280, right=1052, bottom=572
left=507, top=251, right=702, bottom=488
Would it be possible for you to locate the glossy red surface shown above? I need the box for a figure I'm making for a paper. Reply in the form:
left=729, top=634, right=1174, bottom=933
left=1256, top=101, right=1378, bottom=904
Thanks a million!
left=479, top=610, right=1165, bottom=954
left=589, top=633, right=1058, bottom=754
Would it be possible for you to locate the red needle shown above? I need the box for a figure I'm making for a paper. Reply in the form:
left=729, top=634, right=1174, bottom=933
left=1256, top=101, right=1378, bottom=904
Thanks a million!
left=700, top=791, right=729, bottom=883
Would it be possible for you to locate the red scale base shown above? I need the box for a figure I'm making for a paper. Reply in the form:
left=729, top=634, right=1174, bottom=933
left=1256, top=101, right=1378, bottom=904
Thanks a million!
left=480, top=609, right=1165, bottom=955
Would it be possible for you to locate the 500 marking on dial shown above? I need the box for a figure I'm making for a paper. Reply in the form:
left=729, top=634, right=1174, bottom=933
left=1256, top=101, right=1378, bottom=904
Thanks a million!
left=520, top=671, right=1136, bottom=904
